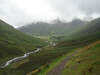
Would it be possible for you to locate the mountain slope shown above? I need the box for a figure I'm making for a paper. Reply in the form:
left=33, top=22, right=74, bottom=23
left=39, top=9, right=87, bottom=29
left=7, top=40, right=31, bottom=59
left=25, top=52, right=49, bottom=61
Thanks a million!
left=7, top=33, right=99, bottom=75
left=18, top=19, right=86, bottom=36
left=0, top=19, right=46, bottom=64
left=74, top=18, right=100, bottom=37
left=57, top=18, right=100, bottom=41
left=63, top=40, right=100, bottom=75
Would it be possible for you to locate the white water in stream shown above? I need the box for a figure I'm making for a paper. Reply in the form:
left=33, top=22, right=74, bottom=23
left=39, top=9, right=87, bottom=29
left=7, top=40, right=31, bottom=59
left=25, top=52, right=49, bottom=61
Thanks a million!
left=0, top=48, right=41, bottom=68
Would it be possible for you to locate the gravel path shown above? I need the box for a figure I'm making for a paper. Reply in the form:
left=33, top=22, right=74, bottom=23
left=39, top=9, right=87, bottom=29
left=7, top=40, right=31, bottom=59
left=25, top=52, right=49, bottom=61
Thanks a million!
left=46, top=55, right=74, bottom=75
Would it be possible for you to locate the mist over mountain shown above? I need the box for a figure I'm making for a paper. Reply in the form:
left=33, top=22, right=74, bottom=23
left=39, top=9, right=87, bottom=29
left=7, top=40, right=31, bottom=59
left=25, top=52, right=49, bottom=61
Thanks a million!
left=57, top=17, right=100, bottom=41
left=18, top=18, right=86, bottom=36
left=1, top=17, right=100, bottom=75
left=1, top=0, right=100, bottom=74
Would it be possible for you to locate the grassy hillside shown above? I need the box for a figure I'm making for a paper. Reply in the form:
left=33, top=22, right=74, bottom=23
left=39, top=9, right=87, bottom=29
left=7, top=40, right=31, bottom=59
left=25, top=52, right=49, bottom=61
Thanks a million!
left=29, top=18, right=100, bottom=75
left=0, top=17, right=100, bottom=75
left=1, top=34, right=98, bottom=75
left=56, top=18, right=100, bottom=41
left=62, top=40, right=100, bottom=75
left=0, top=19, right=46, bottom=65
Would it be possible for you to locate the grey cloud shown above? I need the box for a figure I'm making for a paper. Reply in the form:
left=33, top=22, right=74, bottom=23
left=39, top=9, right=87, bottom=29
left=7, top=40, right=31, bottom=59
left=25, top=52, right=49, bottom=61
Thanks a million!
left=0, top=0, right=35, bottom=27
left=47, top=0, right=100, bottom=21
left=0, top=0, right=100, bottom=27
left=76, top=0, right=100, bottom=14
left=48, top=0, right=100, bottom=18
left=47, top=0, right=85, bottom=20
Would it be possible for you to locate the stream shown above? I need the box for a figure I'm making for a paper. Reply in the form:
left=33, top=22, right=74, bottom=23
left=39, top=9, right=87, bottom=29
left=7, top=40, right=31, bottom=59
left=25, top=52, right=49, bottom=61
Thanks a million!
left=0, top=48, right=41, bottom=68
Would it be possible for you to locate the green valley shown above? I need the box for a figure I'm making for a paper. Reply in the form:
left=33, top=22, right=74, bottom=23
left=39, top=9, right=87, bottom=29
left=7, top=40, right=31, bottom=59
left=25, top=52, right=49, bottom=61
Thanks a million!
left=0, top=17, right=100, bottom=75
left=0, top=0, right=100, bottom=75
left=0, top=19, right=46, bottom=66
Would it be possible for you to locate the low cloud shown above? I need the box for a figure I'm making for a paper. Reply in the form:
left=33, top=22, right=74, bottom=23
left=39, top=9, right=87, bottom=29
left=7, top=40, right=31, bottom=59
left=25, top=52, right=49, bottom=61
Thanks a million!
left=0, top=0, right=100, bottom=27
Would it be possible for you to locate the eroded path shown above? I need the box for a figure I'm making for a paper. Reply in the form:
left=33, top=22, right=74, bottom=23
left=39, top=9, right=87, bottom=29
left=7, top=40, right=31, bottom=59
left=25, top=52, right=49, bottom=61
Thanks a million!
left=46, top=54, right=74, bottom=75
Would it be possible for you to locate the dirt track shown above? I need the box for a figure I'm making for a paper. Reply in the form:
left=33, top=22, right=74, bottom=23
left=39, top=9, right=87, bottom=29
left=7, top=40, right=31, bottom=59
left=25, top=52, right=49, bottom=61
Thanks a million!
left=46, top=55, right=73, bottom=75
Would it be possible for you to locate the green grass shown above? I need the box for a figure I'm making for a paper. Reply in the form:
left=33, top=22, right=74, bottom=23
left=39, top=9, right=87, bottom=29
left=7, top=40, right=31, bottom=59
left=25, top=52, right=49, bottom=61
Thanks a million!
left=62, top=41, right=100, bottom=75
left=1, top=18, right=100, bottom=75
left=15, top=36, right=98, bottom=75
left=36, top=50, right=75, bottom=75
left=0, top=19, right=47, bottom=65
left=1, top=33, right=98, bottom=75
left=34, top=36, right=51, bottom=40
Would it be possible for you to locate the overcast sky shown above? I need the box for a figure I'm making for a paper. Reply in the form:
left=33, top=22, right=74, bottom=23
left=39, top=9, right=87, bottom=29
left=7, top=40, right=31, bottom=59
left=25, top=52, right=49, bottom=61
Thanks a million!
left=0, top=0, right=100, bottom=27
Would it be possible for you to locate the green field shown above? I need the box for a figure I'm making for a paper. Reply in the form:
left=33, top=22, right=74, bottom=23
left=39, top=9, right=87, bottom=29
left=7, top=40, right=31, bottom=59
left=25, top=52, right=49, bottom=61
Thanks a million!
left=62, top=41, right=100, bottom=75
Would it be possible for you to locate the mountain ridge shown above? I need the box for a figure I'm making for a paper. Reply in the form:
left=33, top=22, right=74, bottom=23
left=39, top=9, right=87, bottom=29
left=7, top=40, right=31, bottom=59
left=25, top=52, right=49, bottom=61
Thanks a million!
left=18, top=19, right=86, bottom=36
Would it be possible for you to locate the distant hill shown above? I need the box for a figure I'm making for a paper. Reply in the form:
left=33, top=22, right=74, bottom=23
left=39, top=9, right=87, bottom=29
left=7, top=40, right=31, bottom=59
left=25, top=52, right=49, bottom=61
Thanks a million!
left=1, top=18, right=100, bottom=75
left=18, top=19, right=86, bottom=36
left=72, top=18, right=100, bottom=38
left=0, top=19, right=46, bottom=64
left=57, top=18, right=100, bottom=41
left=79, top=18, right=100, bottom=36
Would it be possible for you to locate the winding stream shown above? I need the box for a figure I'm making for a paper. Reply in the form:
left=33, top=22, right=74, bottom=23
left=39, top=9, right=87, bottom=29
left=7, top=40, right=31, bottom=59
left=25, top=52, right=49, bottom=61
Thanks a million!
left=0, top=48, right=41, bottom=68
